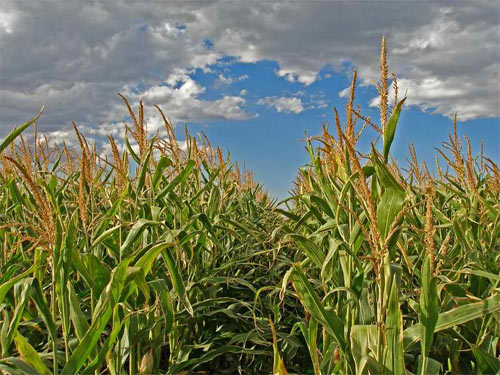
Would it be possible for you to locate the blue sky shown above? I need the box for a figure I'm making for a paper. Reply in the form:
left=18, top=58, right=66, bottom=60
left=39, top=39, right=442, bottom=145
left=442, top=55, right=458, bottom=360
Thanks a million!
left=1, top=1, right=499, bottom=198
left=177, top=60, right=499, bottom=197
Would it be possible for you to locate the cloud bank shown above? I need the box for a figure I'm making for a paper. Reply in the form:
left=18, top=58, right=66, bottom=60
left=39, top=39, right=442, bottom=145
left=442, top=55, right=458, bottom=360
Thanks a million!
left=1, top=0, right=498, bottom=140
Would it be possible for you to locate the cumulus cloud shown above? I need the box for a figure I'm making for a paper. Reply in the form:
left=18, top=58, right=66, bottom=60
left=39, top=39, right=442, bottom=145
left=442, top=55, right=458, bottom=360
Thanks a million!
left=258, top=96, right=304, bottom=114
left=122, top=75, right=250, bottom=122
left=215, top=73, right=249, bottom=86
left=0, top=0, right=498, bottom=142
left=0, top=1, right=229, bottom=138
left=198, top=0, right=499, bottom=119
left=366, top=78, right=491, bottom=121
left=217, top=74, right=234, bottom=85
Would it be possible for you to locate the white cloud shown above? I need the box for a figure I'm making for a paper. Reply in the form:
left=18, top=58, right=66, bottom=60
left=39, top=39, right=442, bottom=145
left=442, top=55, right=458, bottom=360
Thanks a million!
left=123, top=75, right=250, bottom=123
left=197, top=1, right=499, bottom=119
left=368, top=78, right=492, bottom=121
left=0, top=0, right=498, bottom=143
left=216, top=73, right=249, bottom=85
left=277, top=69, right=317, bottom=86
left=0, top=1, right=229, bottom=138
left=217, top=74, right=234, bottom=85
left=311, top=96, right=328, bottom=110
left=177, top=140, right=188, bottom=151
left=338, top=87, right=351, bottom=99
left=0, top=9, right=16, bottom=34
left=258, top=96, right=304, bottom=114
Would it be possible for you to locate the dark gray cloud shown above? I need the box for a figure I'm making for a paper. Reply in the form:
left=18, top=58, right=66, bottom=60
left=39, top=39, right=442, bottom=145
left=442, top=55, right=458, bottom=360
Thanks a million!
left=1, top=0, right=498, bottom=140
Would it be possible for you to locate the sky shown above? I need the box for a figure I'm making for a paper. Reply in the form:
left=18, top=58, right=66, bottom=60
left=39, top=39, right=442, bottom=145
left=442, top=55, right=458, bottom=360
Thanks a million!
left=1, top=0, right=499, bottom=198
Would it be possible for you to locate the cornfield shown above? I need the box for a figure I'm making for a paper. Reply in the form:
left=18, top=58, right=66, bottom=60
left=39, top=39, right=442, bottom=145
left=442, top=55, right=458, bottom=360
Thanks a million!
left=1, top=38, right=499, bottom=375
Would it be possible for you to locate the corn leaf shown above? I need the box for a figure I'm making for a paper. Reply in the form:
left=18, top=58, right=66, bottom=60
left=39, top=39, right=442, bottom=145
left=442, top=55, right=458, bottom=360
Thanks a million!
left=0, top=107, right=44, bottom=155
left=383, top=97, right=406, bottom=163
left=291, top=265, right=346, bottom=350
left=404, top=293, right=500, bottom=349
left=13, top=331, right=51, bottom=375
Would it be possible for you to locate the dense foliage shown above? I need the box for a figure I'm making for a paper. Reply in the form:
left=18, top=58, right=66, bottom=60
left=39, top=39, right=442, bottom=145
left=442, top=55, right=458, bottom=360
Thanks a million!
left=1, top=40, right=499, bottom=374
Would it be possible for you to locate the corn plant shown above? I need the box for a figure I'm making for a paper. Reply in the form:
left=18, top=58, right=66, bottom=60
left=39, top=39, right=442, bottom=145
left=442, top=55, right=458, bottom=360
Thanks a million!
left=273, top=38, right=500, bottom=375
left=0, top=99, right=296, bottom=374
left=0, top=37, right=499, bottom=375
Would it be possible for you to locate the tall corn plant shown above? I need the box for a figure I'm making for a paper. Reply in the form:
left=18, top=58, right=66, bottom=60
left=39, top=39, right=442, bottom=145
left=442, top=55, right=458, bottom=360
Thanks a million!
left=0, top=37, right=499, bottom=375
left=0, top=99, right=288, bottom=374
left=279, top=37, right=500, bottom=375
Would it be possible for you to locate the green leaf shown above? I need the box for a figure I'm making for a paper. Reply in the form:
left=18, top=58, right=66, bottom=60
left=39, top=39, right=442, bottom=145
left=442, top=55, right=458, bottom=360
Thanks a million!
left=357, top=356, right=384, bottom=375
left=134, top=241, right=174, bottom=275
left=456, top=268, right=500, bottom=281
left=61, top=310, right=113, bottom=375
left=404, top=294, right=500, bottom=350
left=80, top=305, right=130, bottom=375
left=70, top=248, right=93, bottom=291
left=89, top=225, right=121, bottom=251
left=122, top=267, right=149, bottom=302
left=84, top=254, right=111, bottom=298
left=162, top=249, right=193, bottom=316
left=3, top=279, right=32, bottom=356
left=298, top=320, right=321, bottom=375
left=419, top=257, right=439, bottom=359
left=0, top=264, right=37, bottom=305
left=472, top=345, right=500, bottom=374
left=350, top=325, right=378, bottom=375
left=136, top=141, right=154, bottom=192
left=291, top=265, right=346, bottom=350
left=152, top=155, right=172, bottom=188
left=61, top=257, right=132, bottom=375
left=385, top=277, right=405, bottom=374
left=13, top=331, right=51, bottom=375
left=371, top=149, right=404, bottom=192
left=0, top=106, right=44, bottom=155
left=169, top=345, right=262, bottom=373
left=157, top=160, right=195, bottom=200
left=288, top=234, right=326, bottom=269
left=124, top=130, right=140, bottom=163
left=30, top=280, right=57, bottom=341
left=68, top=282, right=90, bottom=341
left=150, top=279, right=174, bottom=334
left=416, top=355, right=441, bottom=375
left=377, top=187, right=405, bottom=241
left=120, top=219, right=161, bottom=259
left=383, top=97, right=406, bottom=162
